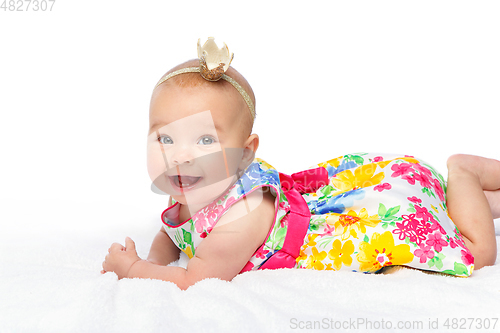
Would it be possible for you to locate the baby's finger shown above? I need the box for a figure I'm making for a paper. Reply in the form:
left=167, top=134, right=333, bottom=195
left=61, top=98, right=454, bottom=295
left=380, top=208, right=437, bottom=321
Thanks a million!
left=109, top=243, right=125, bottom=252
left=125, top=237, right=136, bottom=252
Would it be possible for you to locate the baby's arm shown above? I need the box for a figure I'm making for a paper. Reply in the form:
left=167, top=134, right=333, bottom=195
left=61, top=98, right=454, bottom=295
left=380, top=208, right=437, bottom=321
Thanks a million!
left=147, top=196, right=181, bottom=266
left=123, top=188, right=276, bottom=289
left=147, top=228, right=181, bottom=266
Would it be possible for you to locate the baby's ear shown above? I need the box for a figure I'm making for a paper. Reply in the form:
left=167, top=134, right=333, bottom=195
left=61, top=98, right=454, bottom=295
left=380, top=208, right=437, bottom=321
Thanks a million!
left=244, top=134, right=259, bottom=154
left=240, top=134, right=259, bottom=167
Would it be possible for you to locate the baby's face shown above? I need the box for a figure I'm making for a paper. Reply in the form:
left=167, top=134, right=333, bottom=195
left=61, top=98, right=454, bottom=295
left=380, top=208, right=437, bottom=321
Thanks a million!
left=147, top=83, right=255, bottom=211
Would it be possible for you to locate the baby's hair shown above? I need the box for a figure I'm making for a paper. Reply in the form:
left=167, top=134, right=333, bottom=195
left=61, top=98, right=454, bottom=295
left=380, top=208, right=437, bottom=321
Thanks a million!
left=154, top=59, right=256, bottom=136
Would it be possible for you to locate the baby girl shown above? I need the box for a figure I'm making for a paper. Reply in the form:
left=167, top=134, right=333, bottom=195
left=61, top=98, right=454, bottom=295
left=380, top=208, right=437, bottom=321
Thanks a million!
left=102, top=38, right=499, bottom=289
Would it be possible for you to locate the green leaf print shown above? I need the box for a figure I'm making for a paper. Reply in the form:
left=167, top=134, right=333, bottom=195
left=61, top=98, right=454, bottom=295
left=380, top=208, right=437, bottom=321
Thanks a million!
left=182, top=229, right=192, bottom=245
left=363, top=234, right=369, bottom=243
left=379, top=204, right=400, bottom=222
left=454, top=263, right=469, bottom=275
left=309, top=216, right=326, bottom=232
left=378, top=203, right=387, bottom=218
left=353, top=155, right=365, bottom=165
left=344, top=153, right=367, bottom=166
left=320, top=185, right=333, bottom=197
left=174, top=230, right=186, bottom=250
left=430, top=210, right=440, bottom=223
left=428, top=252, right=445, bottom=270
left=386, top=206, right=400, bottom=218
left=273, top=227, right=287, bottom=249
left=407, top=203, right=416, bottom=213
left=442, top=262, right=469, bottom=276
left=422, top=187, right=436, bottom=199
left=318, top=236, right=336, bottom=249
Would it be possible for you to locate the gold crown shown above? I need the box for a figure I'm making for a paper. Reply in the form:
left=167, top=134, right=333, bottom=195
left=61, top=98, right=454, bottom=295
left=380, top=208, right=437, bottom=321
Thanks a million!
left=154, top=38, right=255, bottom=120
left=197, top=37, right=234, bottom=81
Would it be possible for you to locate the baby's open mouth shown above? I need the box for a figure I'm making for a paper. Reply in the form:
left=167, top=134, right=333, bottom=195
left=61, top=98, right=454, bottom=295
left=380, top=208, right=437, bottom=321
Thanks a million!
left=170, top=175, right=202, bottom=188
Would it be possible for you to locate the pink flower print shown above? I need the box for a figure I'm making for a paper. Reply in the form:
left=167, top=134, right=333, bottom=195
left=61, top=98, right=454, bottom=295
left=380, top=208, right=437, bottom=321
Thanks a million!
left=461, top=249, right=474, bottom=266
left=199, top=226, right=213, bottom=239
left=374, top=183, right=392, bottom=192
left=418, top=222, right=434, bottom=236
left=449, top=237, right=459, bottom=249
left=373, top=156, right=384, bottom=162
left=391, top=163, right=414, bottom=178
left=436, top=223, right=446, bottom=235
left=195, top=202, right=224, bottom=233
left=414, top=243, right=435, bottom=263
left=207, top=205, right=225, bottom=223
left=224, top=196, right=237, bottom=209
left=193, top=215, right=207, bottom=234
left=414, top=205, right=435, bottom=223
left=320, top=224, right=335, bottom=237
left=279, top=200, right=290, bottom=212
left=407, top=196, right=422, bottom=204
left=413, top=163, right=432, bottom=177
left=393, top=214, right=418, bottom=243
left=280, top=214, right=289, bottom=228
left=426, top=232, right=448, bottom=252
left=255, top=245, right=270, bottom=259
left=453, top=235, right=467, bottom=250
left=402, top=174, right=416, bottom=185
left=413, top=172, right=433, bottom=189
left=432, top=178, right=445, bottom=202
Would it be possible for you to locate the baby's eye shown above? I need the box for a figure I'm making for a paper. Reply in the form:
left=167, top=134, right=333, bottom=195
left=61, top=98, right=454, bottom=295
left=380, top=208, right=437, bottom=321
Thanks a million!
left=158, top=135, right=173, bottom=145
left=198, top=136, right=215, bottom=145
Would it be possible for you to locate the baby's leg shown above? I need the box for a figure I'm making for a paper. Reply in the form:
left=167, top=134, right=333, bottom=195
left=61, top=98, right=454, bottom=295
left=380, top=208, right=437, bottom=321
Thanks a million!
left=446, top=154, right=500, bottom=269
left=484, top=189, right=500, bottom=219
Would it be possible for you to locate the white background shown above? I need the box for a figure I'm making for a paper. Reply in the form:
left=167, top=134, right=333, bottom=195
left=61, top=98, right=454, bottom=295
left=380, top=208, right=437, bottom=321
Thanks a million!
left=1, top=0, right=499, bottom=231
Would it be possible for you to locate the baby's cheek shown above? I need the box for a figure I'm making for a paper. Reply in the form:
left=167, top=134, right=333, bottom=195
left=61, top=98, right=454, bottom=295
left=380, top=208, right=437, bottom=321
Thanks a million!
left=146, top=148, right=167, bottom=181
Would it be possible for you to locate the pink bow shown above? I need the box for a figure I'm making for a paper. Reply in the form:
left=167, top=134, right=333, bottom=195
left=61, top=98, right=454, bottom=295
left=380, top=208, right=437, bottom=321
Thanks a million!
left=280, top=167, right=329, bottom=195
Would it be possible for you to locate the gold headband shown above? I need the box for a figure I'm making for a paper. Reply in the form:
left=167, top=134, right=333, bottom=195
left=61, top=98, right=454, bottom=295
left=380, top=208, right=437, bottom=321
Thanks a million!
left=154, top=38, right=255, bottom=120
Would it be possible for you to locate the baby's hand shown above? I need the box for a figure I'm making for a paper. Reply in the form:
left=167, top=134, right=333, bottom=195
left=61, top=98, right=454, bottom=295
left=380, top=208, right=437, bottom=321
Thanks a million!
left=101, top=237, right=141, bottom=279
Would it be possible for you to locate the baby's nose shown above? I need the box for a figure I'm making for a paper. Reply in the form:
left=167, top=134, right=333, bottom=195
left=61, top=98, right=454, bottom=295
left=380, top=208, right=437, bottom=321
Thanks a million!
left=169, top=148, right=194, bottom=166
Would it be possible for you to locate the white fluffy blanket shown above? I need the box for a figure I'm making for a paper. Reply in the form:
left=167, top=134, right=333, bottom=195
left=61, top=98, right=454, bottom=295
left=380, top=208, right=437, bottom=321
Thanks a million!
left=1, top=199, right=499, bottom=332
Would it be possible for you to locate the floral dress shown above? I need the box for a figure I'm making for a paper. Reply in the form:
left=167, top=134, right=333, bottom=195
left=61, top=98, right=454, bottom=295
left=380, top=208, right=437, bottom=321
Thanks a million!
left=161, top=153, right=474, bottom=277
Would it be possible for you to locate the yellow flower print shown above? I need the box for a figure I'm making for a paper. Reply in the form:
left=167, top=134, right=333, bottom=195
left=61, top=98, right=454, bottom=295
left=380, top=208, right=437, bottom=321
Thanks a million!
left=255, top=158, right=275, bottom=171
left=296, top=234, right=319, bottom=265
left=305, top=234, right=318, bottom=247
left=297, top=246, right=308, bottom=263
left=326, top=209, right=381, bottom=240
left=398, top=156, right=420, bottom=164
left=328, top=239, right=355, bottom=270
left=182, top=246, right=194, bottom=259
left=305, top=247, right=327, bottom=270
left=357, top=231, right=414, bottom=272
left=318, top=156, right=342, bottom=169
left=330, top=164, right=385, bottom=195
